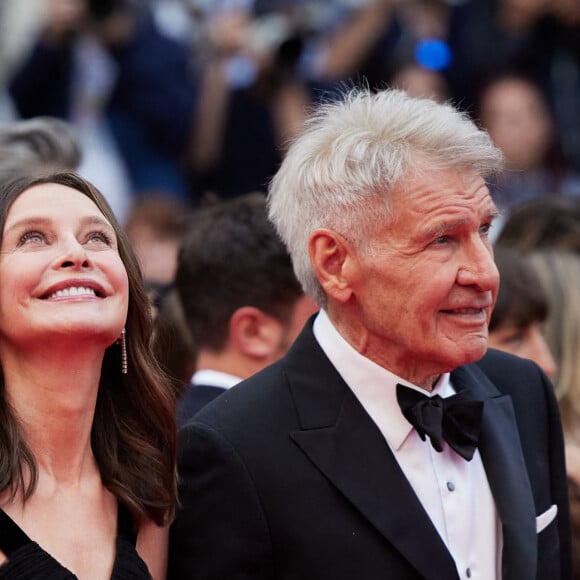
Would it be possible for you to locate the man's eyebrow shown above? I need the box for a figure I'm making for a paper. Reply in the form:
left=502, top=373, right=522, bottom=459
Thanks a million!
left=423, top=218, right=467, bottom=239
left=488, top=207, right=501, bottom=221
left=422, top=209, right=500, bottom=239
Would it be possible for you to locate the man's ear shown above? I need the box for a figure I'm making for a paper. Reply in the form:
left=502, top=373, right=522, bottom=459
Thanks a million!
left=309, top=229, right=355, bottom=303
left=229, top=306, right=283, bottom=359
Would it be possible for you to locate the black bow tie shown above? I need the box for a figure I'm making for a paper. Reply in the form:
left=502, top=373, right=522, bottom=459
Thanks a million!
left=396, top=383, right=484, bottom=461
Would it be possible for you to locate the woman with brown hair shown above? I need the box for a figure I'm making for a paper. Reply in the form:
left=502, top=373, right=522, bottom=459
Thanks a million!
left=0, top=171, right=177, bottom=578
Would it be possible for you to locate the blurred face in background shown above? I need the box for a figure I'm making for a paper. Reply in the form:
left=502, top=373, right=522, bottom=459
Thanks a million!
left=488, top=319, right=557, bottom=379
left=480, top=77, right=553, bottom=171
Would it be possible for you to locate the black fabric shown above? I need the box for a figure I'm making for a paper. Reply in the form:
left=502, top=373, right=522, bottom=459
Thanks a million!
left=168, top=316, right=572, bottom=579
left=176, top=384, right=227, bottom=428
left=0, top=504, right=151, bottom=579
left=0, top=508, right=31, bottom=556
left=396, top=383, right=484, bottom=461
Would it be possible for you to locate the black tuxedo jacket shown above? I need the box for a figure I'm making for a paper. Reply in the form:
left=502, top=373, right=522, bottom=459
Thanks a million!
left=176, top=384, right=227, bottom=428
left=168, top=320, right=572, bottom=579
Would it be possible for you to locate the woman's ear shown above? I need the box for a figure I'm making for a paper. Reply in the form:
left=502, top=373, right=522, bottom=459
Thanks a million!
left=309, top=229, right=356, bottom=304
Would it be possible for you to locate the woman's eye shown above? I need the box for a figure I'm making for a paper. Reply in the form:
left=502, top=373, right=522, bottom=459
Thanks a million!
left=87, top=231, right=112, bottom=245
left=20, top=231, right=44, bottom=245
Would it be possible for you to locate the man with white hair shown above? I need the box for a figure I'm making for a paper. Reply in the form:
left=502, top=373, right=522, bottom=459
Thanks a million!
left=168, top=88, right=572, bottom=580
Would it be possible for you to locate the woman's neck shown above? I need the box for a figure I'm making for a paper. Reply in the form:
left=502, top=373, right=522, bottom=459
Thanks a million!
left=1, top=346, right=105, bottom=484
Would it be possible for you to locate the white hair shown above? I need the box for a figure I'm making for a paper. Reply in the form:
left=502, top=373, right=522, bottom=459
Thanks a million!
left=0, top=116, right=81, bottom=181
left=267, top=87, right=504, bottom=306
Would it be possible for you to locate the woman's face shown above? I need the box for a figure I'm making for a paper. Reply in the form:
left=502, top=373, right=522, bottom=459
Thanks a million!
left=0, top=183, right=129, bottom=349
left=480, top=78, right=553, bottom=171
left=487, top=320, right=557, bottom=379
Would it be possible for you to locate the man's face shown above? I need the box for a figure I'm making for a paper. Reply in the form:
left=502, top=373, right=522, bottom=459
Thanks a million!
left=342, top=166, right=499, bottom=386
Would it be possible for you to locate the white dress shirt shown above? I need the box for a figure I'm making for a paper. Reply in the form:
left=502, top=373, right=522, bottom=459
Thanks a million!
left=313, top=310, right=502, bottom=580
left=190, top=369, right=242, bottom=390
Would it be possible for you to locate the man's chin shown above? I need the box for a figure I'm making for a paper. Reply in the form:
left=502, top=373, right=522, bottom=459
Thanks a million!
left=458, top=338, right=489, bottom=365
left=437, top=336, right=488, bottom=370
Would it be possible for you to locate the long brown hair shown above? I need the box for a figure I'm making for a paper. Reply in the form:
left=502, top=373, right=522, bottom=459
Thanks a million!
left=0, top=171, right=177, bottom=526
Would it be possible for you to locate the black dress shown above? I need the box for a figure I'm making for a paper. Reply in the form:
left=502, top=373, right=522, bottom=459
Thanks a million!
left=0, top=503, right=152, bottom=579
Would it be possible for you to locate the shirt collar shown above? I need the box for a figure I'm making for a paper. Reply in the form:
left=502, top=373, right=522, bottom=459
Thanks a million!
left=312, top=309, right=452, bottom=451
left=190, top=369, right=242, bottom=390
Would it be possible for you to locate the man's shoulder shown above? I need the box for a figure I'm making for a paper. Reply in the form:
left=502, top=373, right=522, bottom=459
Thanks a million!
left=191, top=361, right=290, bottom=427
left=176, top=383, right=228, bottom=428
left=475, top=347, right=544, bottom=378
left=469, top=347, right=550, bottom=402
left=190, top=322, right=322, bottom=428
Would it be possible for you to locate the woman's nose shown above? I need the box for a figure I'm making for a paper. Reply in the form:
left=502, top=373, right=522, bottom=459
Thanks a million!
left=55, top=238, right=92, bottom=270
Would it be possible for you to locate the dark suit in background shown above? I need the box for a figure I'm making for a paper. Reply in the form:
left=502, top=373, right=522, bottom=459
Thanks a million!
left=172, top=193, right=317, bottom=428
left=175, top=384, right=226, bottom=427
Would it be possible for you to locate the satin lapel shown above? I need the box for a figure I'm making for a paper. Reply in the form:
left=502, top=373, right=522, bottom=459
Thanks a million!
left=284, top=324, right=459, bottom=580
left=452, top=365, right=537, bottom=580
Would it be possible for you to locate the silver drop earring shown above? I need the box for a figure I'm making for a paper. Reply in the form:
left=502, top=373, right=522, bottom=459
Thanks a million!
left=119, top=327, right=128, bottom=375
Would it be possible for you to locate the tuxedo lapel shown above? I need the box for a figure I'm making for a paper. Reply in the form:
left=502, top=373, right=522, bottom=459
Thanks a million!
left=285, top=325, right=459, bottom=580
left=452, top=365, right=537, bottom=580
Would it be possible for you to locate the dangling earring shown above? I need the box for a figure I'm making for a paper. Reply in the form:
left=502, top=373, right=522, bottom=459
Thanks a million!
left=118, top=327, right=128, bottom=375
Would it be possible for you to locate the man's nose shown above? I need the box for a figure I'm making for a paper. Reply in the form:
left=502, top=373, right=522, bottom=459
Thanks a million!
left=457, top=238, right=499, bottom=292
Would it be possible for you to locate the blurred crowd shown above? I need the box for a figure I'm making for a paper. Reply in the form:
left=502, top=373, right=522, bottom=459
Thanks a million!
left=2, top=0, right=580, bottom=442
left=2, top=0, right=580, bottom=574
left=1, top=0, right=580, bottom=224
